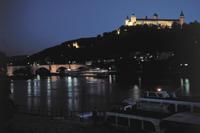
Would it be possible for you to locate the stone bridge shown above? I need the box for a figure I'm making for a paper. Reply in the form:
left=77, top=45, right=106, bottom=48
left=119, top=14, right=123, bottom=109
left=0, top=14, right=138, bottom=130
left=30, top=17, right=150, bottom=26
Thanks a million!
left=7, top=64, right=87, bottom=76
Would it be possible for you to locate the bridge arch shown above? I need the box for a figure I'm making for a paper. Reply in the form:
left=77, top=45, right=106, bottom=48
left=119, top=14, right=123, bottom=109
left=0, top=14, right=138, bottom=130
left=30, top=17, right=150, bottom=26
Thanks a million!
left=35, top=67, right=50, bottom=76
left=76, top=66, right=88, bottom=71
left=56, top=67, right=68, bottom=74
left=13, top=67, right=32, bottom=76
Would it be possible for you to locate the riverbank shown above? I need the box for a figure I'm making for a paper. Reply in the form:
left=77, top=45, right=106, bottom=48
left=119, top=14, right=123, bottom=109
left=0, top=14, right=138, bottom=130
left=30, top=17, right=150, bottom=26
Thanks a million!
left=6, top=114, right=142, bottom=133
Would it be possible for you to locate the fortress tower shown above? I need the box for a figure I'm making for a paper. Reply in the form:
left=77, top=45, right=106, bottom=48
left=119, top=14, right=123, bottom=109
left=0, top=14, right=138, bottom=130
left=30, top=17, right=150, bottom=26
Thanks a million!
left=125, top=13, right=137, bottom=26
left=130, top=13, right=136, bottom=24
left=179, top=11, right=185, bottom=26
left=125, top=16, right=130, bottom=26
left=153, top=13, right=158, bottom=19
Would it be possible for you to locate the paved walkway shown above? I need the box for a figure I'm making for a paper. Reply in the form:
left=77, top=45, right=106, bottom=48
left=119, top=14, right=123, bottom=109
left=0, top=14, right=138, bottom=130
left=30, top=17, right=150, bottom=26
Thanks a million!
left=7, top=114, right=142, bottom=133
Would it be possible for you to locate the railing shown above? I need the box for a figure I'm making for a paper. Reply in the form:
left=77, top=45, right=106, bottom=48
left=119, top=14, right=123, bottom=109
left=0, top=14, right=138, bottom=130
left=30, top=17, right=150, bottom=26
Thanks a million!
left=106, top=112, right=161, bottom=133
left=140, top=98, right=200, bottom=113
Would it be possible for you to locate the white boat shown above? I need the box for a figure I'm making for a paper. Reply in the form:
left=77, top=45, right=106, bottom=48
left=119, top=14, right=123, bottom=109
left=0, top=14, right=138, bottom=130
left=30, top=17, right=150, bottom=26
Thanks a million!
left=143, top=91, right=172, bottom=99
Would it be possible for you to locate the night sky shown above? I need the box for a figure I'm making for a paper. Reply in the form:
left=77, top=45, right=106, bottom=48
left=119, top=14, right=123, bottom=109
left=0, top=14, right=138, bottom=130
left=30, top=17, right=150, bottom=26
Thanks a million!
left=0, top=0, right=200, bottom=56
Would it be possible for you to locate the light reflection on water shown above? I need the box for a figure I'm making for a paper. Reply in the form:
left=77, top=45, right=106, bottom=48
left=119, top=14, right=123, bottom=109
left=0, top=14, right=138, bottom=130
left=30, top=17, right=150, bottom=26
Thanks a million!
left=27, top=80, right=32, bottom=110
left=180, top=78, right=190, bottom=96
left=47, top=77, right=51, bottom=111
left=10, top=76, right=191, bottom=113
left=131, top=85, right=140, bottom=101
left=11, top=75, right=132, bottom=112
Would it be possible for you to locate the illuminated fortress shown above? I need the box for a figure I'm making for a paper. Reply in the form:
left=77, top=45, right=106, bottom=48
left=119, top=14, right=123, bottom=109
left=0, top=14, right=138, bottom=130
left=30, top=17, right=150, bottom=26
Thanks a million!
left=125, top=11, right=185, bottom=28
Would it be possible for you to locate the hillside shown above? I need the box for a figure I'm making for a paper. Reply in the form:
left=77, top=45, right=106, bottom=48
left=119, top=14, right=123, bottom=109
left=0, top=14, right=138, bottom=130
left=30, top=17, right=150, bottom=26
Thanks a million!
left=28, top=22, right=200, bottom=65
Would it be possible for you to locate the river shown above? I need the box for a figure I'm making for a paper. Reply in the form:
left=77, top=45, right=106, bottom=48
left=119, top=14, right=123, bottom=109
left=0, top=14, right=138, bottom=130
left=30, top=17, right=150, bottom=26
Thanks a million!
left=10, top=75, right=191, bottom=114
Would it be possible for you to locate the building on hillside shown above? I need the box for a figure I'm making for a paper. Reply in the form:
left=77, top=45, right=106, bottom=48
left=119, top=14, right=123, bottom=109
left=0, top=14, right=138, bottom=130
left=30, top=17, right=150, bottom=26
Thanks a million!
left=125, top=11, right=185, bottom=28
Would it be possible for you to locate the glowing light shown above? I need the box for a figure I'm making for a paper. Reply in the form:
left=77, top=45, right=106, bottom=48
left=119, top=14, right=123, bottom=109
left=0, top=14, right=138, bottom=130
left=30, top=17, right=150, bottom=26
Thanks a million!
left=124, top=13, right=183, bottom=28
left=157, top=88, right=162, bottom=92
left=85, top=61, right=92, bottom=65
left=117, top=29, right=120, bottom=35
left=72, top=42, right=80, bottom=48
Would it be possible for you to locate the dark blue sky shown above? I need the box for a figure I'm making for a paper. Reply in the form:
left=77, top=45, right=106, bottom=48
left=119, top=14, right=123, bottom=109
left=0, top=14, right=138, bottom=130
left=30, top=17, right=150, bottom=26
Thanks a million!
left=0, top=0, right=200, bottom=56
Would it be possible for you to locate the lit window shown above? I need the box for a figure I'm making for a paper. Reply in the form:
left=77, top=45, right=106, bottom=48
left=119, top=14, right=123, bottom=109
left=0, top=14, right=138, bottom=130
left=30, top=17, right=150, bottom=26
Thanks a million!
left=72, top=42, right=80, bottom=48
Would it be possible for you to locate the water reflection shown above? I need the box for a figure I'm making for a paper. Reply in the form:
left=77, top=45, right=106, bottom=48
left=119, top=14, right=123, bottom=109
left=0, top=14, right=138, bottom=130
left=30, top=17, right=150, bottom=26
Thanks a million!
left=132, top=85, right=140, bottom=101
left=185, top=79, right=190, bottom=96
left=47, top=77, right=51, bottom=97
left=11, top=75, right=120, bottom=112
left=10, top=80, right=14, bottom=95
left=47, top=77, right=51, bottom=110
left=27, top=80, right=31, bottom=96
left=10, top=75, right=192, bottom=114
left=180, top=78, right=190, bottom=96
left=66, top=76, right=78, bottom=111
left=27, top=80, right=32, bottom=110
left=26, top=78, right=41, bottom=110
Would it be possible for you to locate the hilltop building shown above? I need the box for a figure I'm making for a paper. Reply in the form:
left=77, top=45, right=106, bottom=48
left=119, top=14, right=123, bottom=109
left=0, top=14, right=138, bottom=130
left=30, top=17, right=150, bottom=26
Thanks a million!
left=125, top=12, right=185, bottom=28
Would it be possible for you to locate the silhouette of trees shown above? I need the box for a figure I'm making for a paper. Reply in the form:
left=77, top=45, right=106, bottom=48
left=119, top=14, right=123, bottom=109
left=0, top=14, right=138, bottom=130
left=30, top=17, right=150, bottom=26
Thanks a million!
left=26, top=22, right=200, bottom=64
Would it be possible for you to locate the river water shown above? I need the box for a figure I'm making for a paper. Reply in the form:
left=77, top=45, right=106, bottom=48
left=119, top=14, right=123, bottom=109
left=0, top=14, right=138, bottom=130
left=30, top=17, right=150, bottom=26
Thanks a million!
left=10, top=75, right=191, bottom=114
left=10, top=75, right=141, bottom=113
